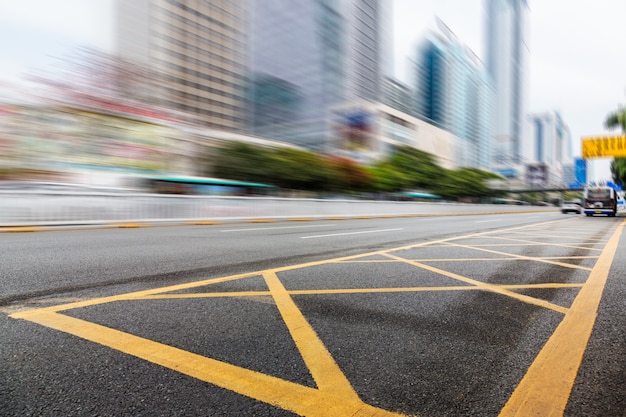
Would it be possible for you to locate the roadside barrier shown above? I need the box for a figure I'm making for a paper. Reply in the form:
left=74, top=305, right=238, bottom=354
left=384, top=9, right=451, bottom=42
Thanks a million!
left=0, top=191, right=555, bottom=227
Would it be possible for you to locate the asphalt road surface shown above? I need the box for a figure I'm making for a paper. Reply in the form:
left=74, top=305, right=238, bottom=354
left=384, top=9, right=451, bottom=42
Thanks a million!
left=1, top=212, right=625, bottom=416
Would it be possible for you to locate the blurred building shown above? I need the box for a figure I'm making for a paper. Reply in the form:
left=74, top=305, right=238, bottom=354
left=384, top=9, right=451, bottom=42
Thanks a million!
left=0, top=102, right=185, bottom=183
left=249, top=0, right=390, bottom=151
left=330, top=100, right=459, bottom=169
left=0, top=97, right=305, bottom=185
left=115, top=0, right=248, bottom=132
left=382, top=77, right=414, bottom=115
left=525, top=111, right=573, bottom=186
left=413, top=20, right=494, bottom=170
left=485, top=0, right=529, bottom=174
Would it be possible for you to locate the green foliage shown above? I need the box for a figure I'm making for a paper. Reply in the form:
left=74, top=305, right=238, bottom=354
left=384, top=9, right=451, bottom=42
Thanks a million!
left=267, top=148, right=336, bottom=191
left=384, top=146, right=443, bottom=189
left=367, top=162, right=409, bottom=192
left=433, top=168, right=505, bottom=200
left=211, top=142, right=505, bottom=199
left=604, top=106, right=626, bottom=186
left=213, top=142, right=339, bottom=192
left=605, top=107, right=626, bottom=132
left=328, top=156, right=374, bottom=192
left=212, top=142, right=273, bottom=183
left=610, top=158, right=626, bottom=187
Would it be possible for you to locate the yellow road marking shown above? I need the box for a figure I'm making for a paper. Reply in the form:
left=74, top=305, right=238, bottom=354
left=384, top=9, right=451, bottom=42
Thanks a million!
left=485, top=235, right=608, bottom=251
left=13, top=273, right=263, bottom=314
left=499, top=219, right=625, bottom=416
left=8, top=217, right=611, bottom=416
left=14, top=310, right=406, bottom=417
left=442, top=242, right=594, bottom=271
left=382, top=253, right=570, bottom=314
left=262, top=271, right=360, bottom=400
left=0, top=226, right=45, bottom=232
left=112, top=223, right=144, bottom=228
left=113, top=283, right=584, bottom=301
left=340, top=256, right=599, bottom=263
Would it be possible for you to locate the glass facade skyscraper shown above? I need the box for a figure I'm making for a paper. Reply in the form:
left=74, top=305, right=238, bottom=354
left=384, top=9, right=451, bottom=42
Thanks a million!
left=526, top=111, right=572, bottom=183
left=249, top=0, right=389, bottom=151
left=485, top=0, right=529, bottom=168
left=414, top=25, right=494, bottom=170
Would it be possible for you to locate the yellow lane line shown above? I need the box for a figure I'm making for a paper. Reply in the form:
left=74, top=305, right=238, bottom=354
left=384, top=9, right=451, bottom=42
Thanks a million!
left=10, top=219, right=570, bottom=317
left=11, top=273, right=263, bottom=314
left=442, top=242, right=595, bottom=271
left=339, top=256, right=599, bottom=263
left=499, top=219, right=625, bottom=416
left=454, top=243, right=603, bottom=251
left=14, top=310, right=406, bottom=417
left=115, top=283, right=585, bottom=300
left=263, top=271, right=361, bottom=400
left=7, top=218, right=584, bottom=416
left=484, top=236, right=609, bottom=251
left=0, top=226, right=46, bottom=232
left=288, top=283, right=582, bottom=295
left=382, top=253, right=570, bottom=314
left=138, top=291, right=273, bottom=299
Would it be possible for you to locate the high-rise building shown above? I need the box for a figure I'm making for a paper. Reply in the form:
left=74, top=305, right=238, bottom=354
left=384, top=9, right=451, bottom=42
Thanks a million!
left=485, top=0, right=529, bottom=170
left=249, top=0, right=389, bottom=151
left=115, top=0, right=249, bottom=132
left=382, top=76, right=413, bottom=115
left=525, top=111, right=572, bottom=185
left=414, top=22, right=494, bottom=170
left=343, top=0, right=389, bottom=102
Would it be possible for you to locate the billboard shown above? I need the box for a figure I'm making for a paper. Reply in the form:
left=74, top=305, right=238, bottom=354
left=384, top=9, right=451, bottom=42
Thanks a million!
left=581, top=135, right=626, bottom=158
left=332, top=108, right=374, bottom=151
left=526, top=163, right=548, bottom=187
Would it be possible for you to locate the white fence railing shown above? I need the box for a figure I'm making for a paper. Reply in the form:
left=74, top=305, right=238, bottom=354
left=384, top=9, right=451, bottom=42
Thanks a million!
left=0, top=191, right=555, bottom=226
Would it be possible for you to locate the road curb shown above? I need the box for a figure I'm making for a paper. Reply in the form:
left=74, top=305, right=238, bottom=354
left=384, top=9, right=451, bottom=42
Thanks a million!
left=0, top=210, right=558, bottom=233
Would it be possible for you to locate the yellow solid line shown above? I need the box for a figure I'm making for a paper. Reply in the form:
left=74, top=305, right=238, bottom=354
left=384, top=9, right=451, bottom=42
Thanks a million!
left=10, top=273, right=264, bottom=315
left=499, top=219, right=625, bottom=417
left=0, top=226, right=45, bottom=233
left=383, top=253, right=570, bottom=315
left=262, top=271, right=360, bottom=400
left=15, top=310, right=405, bottom=417
left=486, top=236, right=608, bottom=251
left=443, top=242, right=595, bottom=271
left=111, top=283, right=584, bottom=300
left=139, top=291, right=273, bottom=299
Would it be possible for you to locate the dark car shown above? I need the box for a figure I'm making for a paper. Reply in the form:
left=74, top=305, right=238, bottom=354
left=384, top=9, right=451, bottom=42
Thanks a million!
left=562, top=201, right=582, bottom=214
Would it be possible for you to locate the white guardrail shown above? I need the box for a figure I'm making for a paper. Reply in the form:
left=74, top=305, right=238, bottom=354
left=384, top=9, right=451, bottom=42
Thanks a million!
left=0, top=191, right=556, bottom=227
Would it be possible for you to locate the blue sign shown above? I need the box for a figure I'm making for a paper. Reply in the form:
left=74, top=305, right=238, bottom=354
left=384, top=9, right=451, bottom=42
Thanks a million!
left=607, top=181, right=623, bottom=191
left=575, top=158, right=587, bottom=185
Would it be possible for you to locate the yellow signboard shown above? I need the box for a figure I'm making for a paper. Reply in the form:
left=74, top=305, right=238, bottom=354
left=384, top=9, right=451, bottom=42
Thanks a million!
left=581, top=135, right=626, bottom=158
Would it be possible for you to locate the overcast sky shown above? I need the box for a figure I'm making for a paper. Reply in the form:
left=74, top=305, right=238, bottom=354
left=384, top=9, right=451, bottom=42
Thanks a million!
left=1, top=0, right=624, bottom=180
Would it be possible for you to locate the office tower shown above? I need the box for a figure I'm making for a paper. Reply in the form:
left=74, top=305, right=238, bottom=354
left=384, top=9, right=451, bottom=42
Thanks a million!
left=382, top=76, right=413, bottom=115
left=414, top=22, right=494, bottom=170
left=526, top=111, right=572, bottom=185
left=116, top=0, right=249, bottom=132
left=485, top=0, right=529, bottom=169
left=343, top=0, right=389, bottom=102
left=249, top=0, right=389, bottom=150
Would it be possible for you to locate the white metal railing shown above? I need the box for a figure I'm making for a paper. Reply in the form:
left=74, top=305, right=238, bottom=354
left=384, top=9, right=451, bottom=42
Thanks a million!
left=0, top=191, right=555, bottom=227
